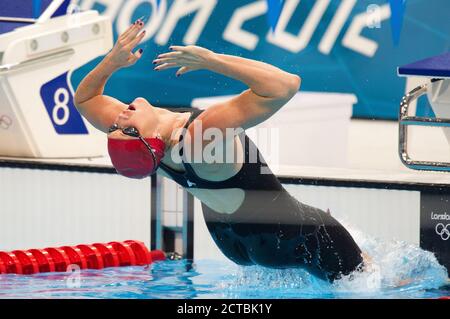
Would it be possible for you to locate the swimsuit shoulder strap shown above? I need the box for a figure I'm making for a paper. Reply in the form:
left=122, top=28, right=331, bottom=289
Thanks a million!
left=158, top=109, right=207, bottom=188
left=158, top=108, right=233, bottom=189
left=182, top=109, right=203, bottom=131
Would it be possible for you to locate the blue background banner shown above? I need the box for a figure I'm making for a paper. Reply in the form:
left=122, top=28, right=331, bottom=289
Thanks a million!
left=71, top=0, right=450, bottom=120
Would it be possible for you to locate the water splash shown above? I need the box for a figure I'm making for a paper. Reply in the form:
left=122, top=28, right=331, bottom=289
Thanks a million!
left=209, top=222, right=448, bottom=299
left=334, top=224, right=448, bottom=295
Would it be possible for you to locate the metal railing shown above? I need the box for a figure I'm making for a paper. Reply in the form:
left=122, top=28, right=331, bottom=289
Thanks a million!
left=398, top=80, right=450, bottom=172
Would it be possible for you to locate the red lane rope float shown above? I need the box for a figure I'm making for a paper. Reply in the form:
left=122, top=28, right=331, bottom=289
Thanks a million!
left=43, top=248, right=71, bottom=272
left=76, top=245, right=104, bottom=269
left=125, top=240, right=151, bottom=265
left=108, top=241, right=136, bottom=267
left=28, top=249, right=55, bottom=273
left=0, top=252, right=23, bottom=274
left=11, top=250, right=39, bottom=275
left=0, top=257, right=6, bottom=274
left=60, top=246, right=87, bottom=269
left=150, top=250, right=166, bottom=262
left=0, top=241, right=167, bottom=275
left=92, top=243, right=120, bottom=268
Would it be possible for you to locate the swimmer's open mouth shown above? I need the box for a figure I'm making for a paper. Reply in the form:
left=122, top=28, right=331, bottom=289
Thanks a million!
left=128, top=104, right=136, bottom=111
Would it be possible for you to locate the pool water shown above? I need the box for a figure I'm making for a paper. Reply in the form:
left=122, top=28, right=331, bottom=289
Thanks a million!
left=0, top=229, right=449, bottom=299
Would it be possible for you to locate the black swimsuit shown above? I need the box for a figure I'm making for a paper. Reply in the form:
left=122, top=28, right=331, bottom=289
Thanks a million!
left=159, top=109, right=364, bottom=282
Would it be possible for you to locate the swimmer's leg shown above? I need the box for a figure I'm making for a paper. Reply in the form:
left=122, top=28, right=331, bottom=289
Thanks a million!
left=205, top=222, right=253, bottom=266
left=201, top=203, right=253, bottom=266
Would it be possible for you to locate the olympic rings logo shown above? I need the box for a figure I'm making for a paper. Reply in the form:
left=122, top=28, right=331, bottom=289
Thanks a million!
left=0, top=115, right=12, bottom=130
left=435, top=223, right=450, bottom=241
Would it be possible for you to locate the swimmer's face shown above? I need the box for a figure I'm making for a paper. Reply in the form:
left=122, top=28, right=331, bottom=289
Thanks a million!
left=108, top=97, right=158, bottom=139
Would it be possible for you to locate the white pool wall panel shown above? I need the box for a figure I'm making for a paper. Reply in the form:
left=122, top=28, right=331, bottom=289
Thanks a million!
left=0, top=167, right=151, bottom=251
left=161, top=177, right=184, bottom=229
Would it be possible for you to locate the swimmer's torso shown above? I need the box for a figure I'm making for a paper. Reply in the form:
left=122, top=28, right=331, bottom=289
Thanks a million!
left=158, top=109, right=364, bottom=282
left=159, top=111, right=247, bottom=214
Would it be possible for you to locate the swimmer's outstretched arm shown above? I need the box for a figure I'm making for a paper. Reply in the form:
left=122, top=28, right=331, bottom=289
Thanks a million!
left=74, top=19, right=146, bottom=132
left=154, top=46, right=301, bottom=131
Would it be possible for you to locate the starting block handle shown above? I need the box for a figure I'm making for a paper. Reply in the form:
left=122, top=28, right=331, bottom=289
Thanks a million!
left=398, top=81, right=450, bottom=172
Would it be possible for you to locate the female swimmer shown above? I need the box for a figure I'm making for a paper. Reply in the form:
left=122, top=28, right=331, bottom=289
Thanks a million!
left=74, top=19, right=364, bottom=282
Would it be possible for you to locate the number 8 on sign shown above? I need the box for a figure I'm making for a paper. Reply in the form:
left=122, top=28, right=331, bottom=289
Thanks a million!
left=40, top=72, right=88, bottom=134
left=53, top=88, right=70, bottom=126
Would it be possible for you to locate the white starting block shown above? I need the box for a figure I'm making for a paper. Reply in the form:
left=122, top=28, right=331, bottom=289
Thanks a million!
left=0, top=0, right=113, bottom=158
left=398, top=52, right=450, bottom=172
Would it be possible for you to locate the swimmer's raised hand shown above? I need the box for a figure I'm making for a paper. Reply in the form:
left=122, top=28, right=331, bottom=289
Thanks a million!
left=153, top=45, right=215, bottom=76
left=105, top=19, right=146, bottom=69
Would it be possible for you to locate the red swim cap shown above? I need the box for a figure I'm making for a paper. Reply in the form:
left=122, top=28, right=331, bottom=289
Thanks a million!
left=107, top=137, right=166, bottom=179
